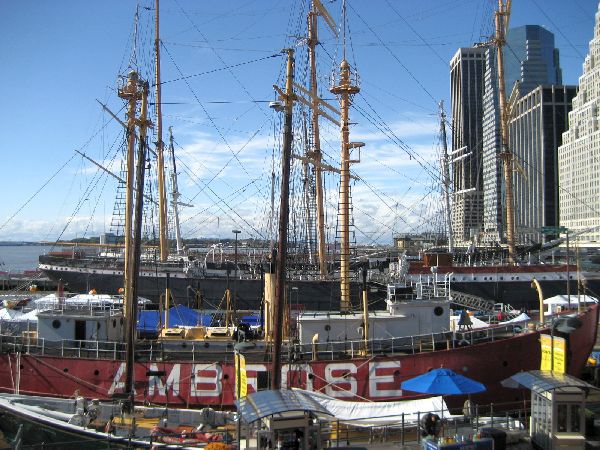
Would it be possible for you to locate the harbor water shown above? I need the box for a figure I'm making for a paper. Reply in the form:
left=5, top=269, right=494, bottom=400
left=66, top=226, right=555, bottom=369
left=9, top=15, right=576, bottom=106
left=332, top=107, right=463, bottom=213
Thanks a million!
left=0, top=245, right=52, bottom=273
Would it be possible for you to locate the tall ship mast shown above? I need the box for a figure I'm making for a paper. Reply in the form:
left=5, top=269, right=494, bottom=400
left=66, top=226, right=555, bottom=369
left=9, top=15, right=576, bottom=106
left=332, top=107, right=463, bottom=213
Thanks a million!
left=494, top=0, right=516, bottom=262
left=330, top=1, right=363, bottom=312
left=154, top=0, right=169, bottom=262
left=306, top=0, right=338, bottom=278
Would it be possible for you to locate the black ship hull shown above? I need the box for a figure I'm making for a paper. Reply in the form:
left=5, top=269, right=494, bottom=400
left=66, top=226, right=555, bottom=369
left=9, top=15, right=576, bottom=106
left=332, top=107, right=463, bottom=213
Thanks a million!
left=39, top=256, right=388, bottom=311
left=450, top=279, right=600, bottom=310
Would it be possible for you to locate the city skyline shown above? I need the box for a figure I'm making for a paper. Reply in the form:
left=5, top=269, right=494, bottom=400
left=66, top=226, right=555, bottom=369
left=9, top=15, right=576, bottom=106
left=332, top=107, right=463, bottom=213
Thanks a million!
left=0, top=0, right=598, bottom=244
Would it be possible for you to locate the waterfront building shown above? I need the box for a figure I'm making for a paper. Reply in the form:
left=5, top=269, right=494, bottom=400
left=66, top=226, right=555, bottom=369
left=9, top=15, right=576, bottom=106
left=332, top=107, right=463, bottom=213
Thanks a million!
left=509, top=85, right=576, bottom=245
left=558, top=5, right=600, bottom=243
left=450, top=47, right=486, bottom=246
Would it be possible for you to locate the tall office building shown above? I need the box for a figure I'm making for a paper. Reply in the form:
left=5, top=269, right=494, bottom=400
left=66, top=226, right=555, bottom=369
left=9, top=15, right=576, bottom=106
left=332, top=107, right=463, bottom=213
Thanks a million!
left=558, top=5, right=600, bottom=243
left=477, top=25, right=564, bottom=246
left=504, top=25, right=562, bottom=97
left=509, top=85, right=576, bottom=245
left=450, top=47, right=486, bottom=245
left=481, top=46, right=504, bottom=245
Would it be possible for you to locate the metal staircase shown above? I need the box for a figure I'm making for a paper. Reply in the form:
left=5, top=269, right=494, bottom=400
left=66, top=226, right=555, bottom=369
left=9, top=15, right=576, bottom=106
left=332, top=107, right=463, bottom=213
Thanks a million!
left=449, top=291, right=497, bottom=313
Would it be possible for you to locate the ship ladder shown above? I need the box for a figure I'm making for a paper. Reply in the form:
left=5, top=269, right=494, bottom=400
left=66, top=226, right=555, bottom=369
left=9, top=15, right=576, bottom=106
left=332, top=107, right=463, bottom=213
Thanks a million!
left=450, top=291, right=496, bottom=314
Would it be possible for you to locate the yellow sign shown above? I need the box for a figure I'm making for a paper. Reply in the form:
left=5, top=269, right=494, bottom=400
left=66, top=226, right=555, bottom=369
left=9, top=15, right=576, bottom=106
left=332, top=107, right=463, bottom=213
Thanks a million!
left=540, top=334, right=566, bottom=373
left=235, top=352, right=247, bottom=398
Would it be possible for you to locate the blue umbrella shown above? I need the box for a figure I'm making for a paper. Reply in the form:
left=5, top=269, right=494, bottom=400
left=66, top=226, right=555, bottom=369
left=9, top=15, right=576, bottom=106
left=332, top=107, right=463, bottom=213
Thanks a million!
left=401, top=368, right=486, bottom=395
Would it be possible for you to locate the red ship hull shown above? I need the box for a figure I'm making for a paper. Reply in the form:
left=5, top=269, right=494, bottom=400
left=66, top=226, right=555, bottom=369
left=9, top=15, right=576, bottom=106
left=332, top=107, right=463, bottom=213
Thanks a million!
left=1, top=304, right=596, bottom=410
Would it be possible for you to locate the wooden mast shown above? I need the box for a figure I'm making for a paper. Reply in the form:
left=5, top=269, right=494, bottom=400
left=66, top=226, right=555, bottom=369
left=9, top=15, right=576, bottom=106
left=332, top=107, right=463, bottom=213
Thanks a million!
left=127, top=78, right=151, bottom=405
left=271, top=49, right=295, bottom=390
left=168, top=127, right=185, bottom=254
left=439, top=101, right=454, bottom=253
left=494, top=0, right=515, bottom=262
left=308, top=0, right=329, bottom=277
left=120, top=71, right=140, bottom=333
left=331, top=60, right=361, bottom=311
left=155, top=0, right=169, bottom=262
left=119, top=70, right=151, bottom=406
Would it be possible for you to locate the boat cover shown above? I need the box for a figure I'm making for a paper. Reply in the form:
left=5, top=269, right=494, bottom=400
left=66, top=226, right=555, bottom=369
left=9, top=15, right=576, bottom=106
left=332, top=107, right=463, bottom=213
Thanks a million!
left=291, top=389, right=459, bottom=427
left=137, top=305, right=212, bottom=332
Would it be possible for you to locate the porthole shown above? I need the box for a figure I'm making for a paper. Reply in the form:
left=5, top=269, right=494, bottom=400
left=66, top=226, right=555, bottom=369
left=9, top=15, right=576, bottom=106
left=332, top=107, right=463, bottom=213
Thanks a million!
left=52, top=320, right=61, bottom=329
left=324, top=325, right=331, bottom=331
left=502, top=361, right=508, bottom=367
left=94, top=369, right=100, bottom=376
left=434, top=306, right=444, bottom=316
left=223, top=374, right=229, bottom=380
left=63, top=368, right=69, bottom=373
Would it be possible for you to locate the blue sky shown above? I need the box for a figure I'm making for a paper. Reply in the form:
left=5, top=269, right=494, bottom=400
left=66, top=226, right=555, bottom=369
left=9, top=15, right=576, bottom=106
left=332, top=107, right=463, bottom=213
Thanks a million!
left=0, top=0, right=598, bottom=244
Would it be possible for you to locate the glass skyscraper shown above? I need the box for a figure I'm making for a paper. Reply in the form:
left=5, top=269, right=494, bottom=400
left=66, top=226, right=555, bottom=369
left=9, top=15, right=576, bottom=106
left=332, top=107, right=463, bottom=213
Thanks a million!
left=504, top=25, right=562, bottom=97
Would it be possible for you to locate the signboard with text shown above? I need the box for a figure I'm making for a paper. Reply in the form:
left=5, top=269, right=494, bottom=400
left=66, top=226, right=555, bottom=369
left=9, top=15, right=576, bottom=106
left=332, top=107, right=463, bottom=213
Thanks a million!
left=540, top=334, right=566, bottom=373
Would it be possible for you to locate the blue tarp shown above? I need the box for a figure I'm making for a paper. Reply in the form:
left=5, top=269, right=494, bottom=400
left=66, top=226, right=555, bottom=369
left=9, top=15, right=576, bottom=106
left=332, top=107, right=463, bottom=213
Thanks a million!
left=241, top=315, right=261, bottom=326
left=137, top=305, right=212, bottom=333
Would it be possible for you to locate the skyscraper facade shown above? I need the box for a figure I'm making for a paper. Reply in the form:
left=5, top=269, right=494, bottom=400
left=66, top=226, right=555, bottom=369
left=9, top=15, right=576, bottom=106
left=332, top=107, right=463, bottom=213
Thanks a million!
left=481, top=46, right=504, bottom=245
left=464, top=25, right=565, bottom=248
left=504, top=25, right=562, bottom=97
left=509, top=85, right=576, bottom=245
left=450, top=47, right=486, bottom=245
left=558, top=5, right=600, bottom=243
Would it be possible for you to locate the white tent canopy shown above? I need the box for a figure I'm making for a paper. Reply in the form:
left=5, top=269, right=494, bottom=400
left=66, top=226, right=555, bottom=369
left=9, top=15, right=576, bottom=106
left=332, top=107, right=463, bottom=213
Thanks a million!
left=294, top=389, right=461, bottom=428
left=543, top=295, right=598, bottom=305
left=500, top=312, right=531, bottom=324
left=0, top=308, right=25, bottom=321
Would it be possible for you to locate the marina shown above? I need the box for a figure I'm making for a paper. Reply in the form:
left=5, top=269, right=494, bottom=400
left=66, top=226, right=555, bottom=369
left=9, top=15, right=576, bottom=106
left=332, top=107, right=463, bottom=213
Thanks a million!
left=2, top=0, right=600, bottom=449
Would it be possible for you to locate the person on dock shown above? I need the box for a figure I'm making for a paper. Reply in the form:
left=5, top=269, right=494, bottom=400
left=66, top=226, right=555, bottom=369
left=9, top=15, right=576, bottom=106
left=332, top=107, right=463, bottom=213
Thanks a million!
left=421, top=412, right=441, bottom=438
left=458, top=310, right=472, bottom=331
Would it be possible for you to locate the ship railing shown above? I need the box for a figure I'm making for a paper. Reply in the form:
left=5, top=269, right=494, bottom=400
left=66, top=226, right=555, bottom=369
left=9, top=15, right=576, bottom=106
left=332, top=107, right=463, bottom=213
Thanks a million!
left=296, top=323, right=524, bottom=360
left=0, top=334, right=127, bottom=360
left=0, top=321, right=525, bottom=362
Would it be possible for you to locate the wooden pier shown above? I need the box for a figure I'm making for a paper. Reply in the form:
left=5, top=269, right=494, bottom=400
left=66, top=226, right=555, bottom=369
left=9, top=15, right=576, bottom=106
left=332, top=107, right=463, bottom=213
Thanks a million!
left=0, top=273, right=58, bottom=292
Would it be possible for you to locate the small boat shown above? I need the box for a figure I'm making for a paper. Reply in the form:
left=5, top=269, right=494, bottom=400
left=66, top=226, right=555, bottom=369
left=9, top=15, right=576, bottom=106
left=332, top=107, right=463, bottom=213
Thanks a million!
left=0, top=393, right=234, bottom=449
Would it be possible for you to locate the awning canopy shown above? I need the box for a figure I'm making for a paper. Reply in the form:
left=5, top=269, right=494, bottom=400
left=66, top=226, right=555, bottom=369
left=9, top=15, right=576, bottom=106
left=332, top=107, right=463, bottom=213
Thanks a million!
left=501, top=370, right=597, bottom=396
left=236, top=389, right=333, bottom=424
